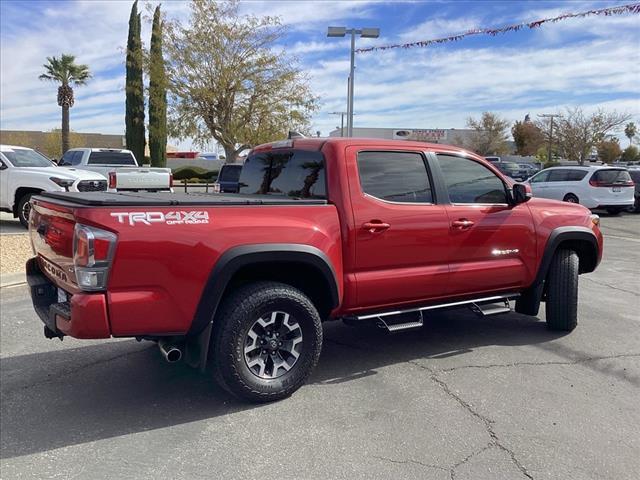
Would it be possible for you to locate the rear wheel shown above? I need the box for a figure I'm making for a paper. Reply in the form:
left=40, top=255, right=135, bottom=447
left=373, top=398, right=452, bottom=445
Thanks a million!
left=210, top=281, right=322, bottom=402
left=563, top=193, right=579, bottom=204
left=545, top=249, right=579, bottom=331
left=17, top=193, right=35, bottom=228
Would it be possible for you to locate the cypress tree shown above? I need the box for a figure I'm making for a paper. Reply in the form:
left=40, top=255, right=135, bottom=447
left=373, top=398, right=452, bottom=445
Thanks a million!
left=149, top=5, right=167, bottom=167
left=125, top=0, right=145, bottom=164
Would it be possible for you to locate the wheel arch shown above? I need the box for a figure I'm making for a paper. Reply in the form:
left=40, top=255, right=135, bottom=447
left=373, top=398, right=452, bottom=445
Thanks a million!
left=186, top=244, right=340, bottom=369
left=13, top=187, right=43, bottom=214
left=534, top=227, right=600, bottom=287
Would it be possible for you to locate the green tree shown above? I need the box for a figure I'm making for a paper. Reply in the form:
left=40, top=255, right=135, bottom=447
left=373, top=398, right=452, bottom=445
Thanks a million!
left=555, top=107, right=631, bottom=164
left=624, top=122, right=637, bottom=147
left=42, top=129, right=86, bottom=159
left=597, top=138, right=622, bottom=163
left=39, top=54, right=90, bottom=154
left=622, top=145, right=639, bottom=162
left=148, top=5, right=167, bottom=167
left=163, top=0, right=318, bottom=162
left=465, top=112, right=510, bottom=155
left=512, top=119, right=544, bottom=156
left=126, top=0, right=145, bottom=164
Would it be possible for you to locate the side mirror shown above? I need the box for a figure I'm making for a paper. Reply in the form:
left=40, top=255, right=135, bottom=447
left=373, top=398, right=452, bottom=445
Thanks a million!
left=0, top=161, right=7, bottom=171
left=512, top=183, right=532, bottom=205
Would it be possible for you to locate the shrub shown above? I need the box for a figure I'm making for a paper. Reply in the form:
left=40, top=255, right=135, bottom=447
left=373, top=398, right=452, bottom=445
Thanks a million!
left=172, top=166, right=218, bottom=181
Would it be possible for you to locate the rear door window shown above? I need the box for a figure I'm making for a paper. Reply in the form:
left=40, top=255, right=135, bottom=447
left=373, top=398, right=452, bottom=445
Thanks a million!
left=238, top=149, right=326, bottom=198
left=357, top=151, right=433, bottom=203
left=88, top=151, right=137, bottom=166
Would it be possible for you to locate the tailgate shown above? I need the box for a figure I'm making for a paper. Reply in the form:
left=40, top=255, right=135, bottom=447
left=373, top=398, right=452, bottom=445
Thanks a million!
left=113, top=168, right=171, bottom=191
left=29, top=199, right=78, bottom=292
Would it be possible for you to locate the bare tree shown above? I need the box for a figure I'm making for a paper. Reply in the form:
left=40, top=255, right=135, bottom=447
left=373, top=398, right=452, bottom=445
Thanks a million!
left=554, top=107, right=631, bottom=164
left=163, top=0, right=318, bottom=162
left=464, top=112, right=510, bottom=156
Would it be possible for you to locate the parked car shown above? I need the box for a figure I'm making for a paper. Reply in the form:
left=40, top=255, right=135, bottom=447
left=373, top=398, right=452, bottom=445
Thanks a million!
left=27, top=137, right=603, bottom=402
left=627, top=167, right=640, bottom=212
left=527, top=166, right=635, bottom=214
left=213, top=163, right=243, bottom=193
left=59, top=148, right=173, bottom=192
left=0, top=145, right=107, bottom=227
left=517, top=163, right=540, bottom=179
left=495, top=161, right=527, bottom=181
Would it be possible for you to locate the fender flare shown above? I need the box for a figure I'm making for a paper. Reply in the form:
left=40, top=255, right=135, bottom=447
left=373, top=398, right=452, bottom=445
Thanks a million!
left=189, top=243, right=340, bottom=337
left=185, top=244, right=339, bottom=370
left=532, top=226, right=600, bottom=288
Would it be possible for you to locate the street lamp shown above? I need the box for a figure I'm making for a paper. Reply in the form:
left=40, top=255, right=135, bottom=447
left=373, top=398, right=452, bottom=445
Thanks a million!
left=327, top=26, right=380, bottom=137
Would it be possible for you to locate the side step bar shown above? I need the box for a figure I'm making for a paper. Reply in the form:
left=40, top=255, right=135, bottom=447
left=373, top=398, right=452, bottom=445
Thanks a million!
left=354, top=293, right=519, bottom=332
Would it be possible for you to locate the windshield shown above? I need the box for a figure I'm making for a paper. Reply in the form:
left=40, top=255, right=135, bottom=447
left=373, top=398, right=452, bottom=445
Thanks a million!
left=2, top=149, right=54, bottom=167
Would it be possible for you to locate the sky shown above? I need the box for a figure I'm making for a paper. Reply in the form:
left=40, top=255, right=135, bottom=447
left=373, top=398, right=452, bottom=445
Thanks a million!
left=1, top=0, right=639, bottom=151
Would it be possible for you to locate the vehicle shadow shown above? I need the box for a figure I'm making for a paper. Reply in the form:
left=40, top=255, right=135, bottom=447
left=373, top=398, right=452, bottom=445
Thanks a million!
left=1, top=308, right=563, bottom=460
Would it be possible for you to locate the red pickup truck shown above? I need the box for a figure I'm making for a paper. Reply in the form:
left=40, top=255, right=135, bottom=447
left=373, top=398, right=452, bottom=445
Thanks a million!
left=27, top=138, right=603, bottom=402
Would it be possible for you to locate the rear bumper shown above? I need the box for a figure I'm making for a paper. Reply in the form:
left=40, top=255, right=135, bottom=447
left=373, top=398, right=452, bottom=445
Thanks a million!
left=26, top=257, right=111, bottom=339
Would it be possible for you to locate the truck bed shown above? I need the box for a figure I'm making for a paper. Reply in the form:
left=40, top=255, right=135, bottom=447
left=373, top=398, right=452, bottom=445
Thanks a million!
left=36, top=191, right=328, bottom=207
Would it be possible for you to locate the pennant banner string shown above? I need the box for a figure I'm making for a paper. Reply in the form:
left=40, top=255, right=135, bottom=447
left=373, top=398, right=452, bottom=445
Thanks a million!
left=356, top=3, right=640, bottom=53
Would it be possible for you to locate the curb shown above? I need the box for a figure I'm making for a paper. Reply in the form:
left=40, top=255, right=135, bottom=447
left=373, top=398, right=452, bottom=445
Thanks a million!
left=0, top=272, right=27, bottom=288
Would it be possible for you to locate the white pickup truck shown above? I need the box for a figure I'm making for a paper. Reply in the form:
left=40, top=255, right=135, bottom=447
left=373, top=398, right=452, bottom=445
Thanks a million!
left=59, top=148, right=173, bottom=193
left=0, top=145, right=108, bottom=227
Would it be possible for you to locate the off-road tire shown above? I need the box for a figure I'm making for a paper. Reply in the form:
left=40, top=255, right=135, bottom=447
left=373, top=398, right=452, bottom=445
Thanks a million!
left=563, top=193, right=579, bottom=204
left=545, top=249, right=579, bottom=331
left=17, top=193, right=34, bottom=228
left=210, top=281, right=322, bottom=402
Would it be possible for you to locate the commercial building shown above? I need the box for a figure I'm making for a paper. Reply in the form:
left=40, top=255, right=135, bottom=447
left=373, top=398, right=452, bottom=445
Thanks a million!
left=328, top=127, right=477, bottom=148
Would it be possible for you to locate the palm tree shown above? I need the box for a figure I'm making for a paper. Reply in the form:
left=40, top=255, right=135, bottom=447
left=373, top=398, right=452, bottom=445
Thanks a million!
left=625, top=122, right=637, bottom=147
left=39, top=54, right=91, bottom=154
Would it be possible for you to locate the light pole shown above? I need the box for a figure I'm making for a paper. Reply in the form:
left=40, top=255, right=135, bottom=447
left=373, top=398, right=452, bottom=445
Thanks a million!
left=330, top=111, right=357, bottom=137
left=538, top=113, right=562, bottom=163
left=327, top=26, right=380, bottom=137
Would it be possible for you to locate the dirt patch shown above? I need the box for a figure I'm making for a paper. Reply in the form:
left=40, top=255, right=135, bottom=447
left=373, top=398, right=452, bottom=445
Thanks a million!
left=1, top=234, right=32, bottom=274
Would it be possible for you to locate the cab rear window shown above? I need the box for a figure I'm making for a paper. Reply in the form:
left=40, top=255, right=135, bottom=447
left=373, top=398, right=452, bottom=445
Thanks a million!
left=88, top=152, right=137, bottom=166
left=238, top=149, right=326, bottom=199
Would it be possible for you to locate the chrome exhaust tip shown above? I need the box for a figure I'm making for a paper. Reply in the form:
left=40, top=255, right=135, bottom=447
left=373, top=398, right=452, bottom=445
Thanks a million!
left=158, top=339, right=182, bottom=363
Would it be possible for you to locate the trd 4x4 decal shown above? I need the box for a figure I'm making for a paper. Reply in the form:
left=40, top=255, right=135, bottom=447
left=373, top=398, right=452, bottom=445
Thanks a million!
left=110, top=211, right=209, bottom=226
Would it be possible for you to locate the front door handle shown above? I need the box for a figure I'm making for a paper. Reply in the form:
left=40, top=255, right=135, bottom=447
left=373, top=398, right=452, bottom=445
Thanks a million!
left=451, top=219, right=474, bottom=230
left=363, top=221, right=390, bottom=233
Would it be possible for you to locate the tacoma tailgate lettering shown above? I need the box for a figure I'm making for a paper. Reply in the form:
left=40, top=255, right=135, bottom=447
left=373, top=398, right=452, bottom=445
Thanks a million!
left=110, top=211, right=209, bottom=226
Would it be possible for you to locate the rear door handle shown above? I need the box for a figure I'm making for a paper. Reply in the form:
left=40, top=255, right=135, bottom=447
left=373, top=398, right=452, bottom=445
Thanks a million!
left=363, top=221, right=390, bottom=233
left=451, top=219, right=474, bottom=230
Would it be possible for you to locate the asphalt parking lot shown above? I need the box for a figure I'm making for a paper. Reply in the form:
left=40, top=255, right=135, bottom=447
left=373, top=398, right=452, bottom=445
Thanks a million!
left=1, top=214, right=638, bottom=480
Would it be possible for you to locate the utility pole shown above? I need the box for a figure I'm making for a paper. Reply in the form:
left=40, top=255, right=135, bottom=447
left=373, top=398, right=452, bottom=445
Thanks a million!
left=327, top=26, right=380, bottom=137
left=330, top=112, right=347, bottom=136
left=538, top=113, right=562, bottom=163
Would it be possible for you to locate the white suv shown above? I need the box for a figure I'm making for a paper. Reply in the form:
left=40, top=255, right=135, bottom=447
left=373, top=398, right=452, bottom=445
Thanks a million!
left=527, top=166, right=635, bottom=214
left=0, top=145, right=107, bottom=227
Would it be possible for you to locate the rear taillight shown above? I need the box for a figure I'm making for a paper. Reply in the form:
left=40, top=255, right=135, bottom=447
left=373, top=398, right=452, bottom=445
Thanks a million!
left=73, top=224, right=117, bottom=291
left=108, top=171, right=117, bottom=189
